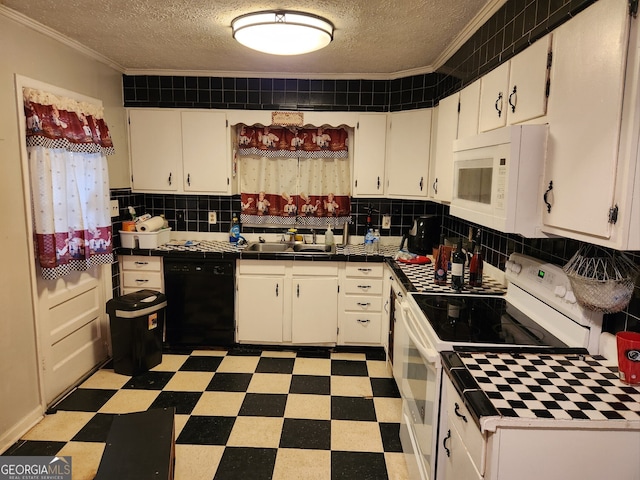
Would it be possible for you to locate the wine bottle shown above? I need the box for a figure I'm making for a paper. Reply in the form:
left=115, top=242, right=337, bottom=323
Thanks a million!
left=451, top=238, right=465, bottom=291
left=469, top=246, right=483, bottom=287
left=434, top=235, right=448, bottom=285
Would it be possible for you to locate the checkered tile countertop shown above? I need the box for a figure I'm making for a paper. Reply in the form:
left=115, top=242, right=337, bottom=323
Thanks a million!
left=156, top=240, right=243, bottom=253
left=446, top=351, right=640, bottom=431
left=396, top=261, right=507, bottom=295
left=5, top=347, right=407, bottom=480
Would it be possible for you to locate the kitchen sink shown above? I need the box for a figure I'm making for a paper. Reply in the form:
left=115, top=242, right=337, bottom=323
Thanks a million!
left=242, top=242, right=335, bottom=255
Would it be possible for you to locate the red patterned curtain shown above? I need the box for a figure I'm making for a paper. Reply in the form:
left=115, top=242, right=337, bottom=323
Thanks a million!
left=23, top=88, right=115, bottom=280
left=237, top=125, right=351, bottom=227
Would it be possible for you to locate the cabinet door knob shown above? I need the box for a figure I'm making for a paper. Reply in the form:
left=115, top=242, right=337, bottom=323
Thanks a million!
left=135, top=279, right=149, bottom=284
left=508, top=85, right=517, bottom=113
left=357, top=268, right=372, bottom=272
left=187, top=173, right=191, bottom=186
left=454, top=402, right=468, bottom=423
left=357, top=285, right=371, bottom=290
left=357, top=302, right=371, bottom=307
left=134, top=261, right=149, bottom=265
left=357, top=319, right=370, bottom=324
left=297, top=284, right=300, bottom=298
left=168, top=172, right=172, bottom=185
left=443, top=429, right=451, bottom=457
left=377, top=176, right=381, bottom=189
left=495, top=92, right=503, bottom=118
left=276, top=284, right=279, bottom=297
left=419, top=176, right=424, bottom=191
left=433, top=178, right=438, bottom=195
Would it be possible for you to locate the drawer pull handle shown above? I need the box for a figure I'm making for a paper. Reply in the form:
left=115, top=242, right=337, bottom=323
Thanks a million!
left=443, top=429, right=451, bottom=457
left=454, top=402, right=468, bottom=423
left=357, top=285, right=371, bottom=290
left=357, top=302, right=371, bottom=307
left=135, top=279, right=149, bottom=284
left=134, top=261, right=149, bottom=265
left=357, top=319, right=370, bottom=324
left=357, top=268, right=372, bottom=272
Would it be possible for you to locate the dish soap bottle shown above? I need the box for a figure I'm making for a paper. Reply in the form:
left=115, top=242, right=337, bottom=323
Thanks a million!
left=325, top=225, right=334, bottom=246
left=451, top=238, right=465, bottom=291
left=229, top=214, right=240, bottom=244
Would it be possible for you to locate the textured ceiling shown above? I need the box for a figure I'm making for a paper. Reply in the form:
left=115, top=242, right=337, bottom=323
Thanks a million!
left=2, top=0, right=503, bottom=78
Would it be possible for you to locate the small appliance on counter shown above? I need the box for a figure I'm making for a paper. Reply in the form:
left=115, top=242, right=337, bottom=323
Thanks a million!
left=399, top=215, right=441, bottom=256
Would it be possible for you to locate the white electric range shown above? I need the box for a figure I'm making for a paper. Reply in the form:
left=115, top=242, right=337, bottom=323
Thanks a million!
left=391, top=253, right=605, bottom=480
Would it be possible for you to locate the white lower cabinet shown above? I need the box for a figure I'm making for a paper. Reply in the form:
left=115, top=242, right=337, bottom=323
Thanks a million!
left=442, top=374, right=640, bottom=480
left=236, top=275, right=285, bottom=343
left=119, top=255, right=164, bottom=295
left=338, top=263, right=385, bottom=345
left=236, top=260, right=338, bottom=345
left=443, top=421, right=482, bottom=480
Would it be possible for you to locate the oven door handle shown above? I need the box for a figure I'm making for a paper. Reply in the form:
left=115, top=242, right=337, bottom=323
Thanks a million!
left=402, top=304, right=438, bottom=363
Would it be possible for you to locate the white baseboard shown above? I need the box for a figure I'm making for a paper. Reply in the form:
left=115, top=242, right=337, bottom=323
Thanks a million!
left=0, top=406, right=44, bottom=454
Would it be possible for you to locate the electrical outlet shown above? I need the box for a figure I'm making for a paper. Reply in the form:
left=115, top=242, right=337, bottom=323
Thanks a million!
left=208, top=211, right=217, bottom=224
left=381, top=215, right=391, bottom=229
left=110, top=199, right=119, bottom=218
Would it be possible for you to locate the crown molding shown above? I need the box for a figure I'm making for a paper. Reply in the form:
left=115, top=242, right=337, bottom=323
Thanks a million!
left=1, top=5, right=125, bottom=73
left=432, top=0, right=508, bottom=70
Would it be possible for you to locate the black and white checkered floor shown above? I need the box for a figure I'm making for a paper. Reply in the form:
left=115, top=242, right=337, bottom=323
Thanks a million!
left=4, top=346, right=408, bottom=480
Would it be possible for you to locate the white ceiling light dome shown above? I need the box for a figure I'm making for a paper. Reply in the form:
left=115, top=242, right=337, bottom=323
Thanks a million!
left=232, top=11, right=334, bottom=56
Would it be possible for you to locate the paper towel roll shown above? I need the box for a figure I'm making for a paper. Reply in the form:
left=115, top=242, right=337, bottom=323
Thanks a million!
left=136, top=216, right=165, bottom=232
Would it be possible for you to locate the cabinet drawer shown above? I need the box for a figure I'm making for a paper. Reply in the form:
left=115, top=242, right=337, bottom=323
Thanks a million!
left=445, top=378, right=485, bottom=475
left=238, top=260, right=287, bottom=275
left=345, top=263, right=384, bottom=278
left=343, top=278, right=383, bottom=295
left=122, top=270, right=163, bottom=290
left=342, top=295, right=383, bottom=312
left=342, top=312, right=382, bottom=344
left=120, top=256, right=162, bottom=272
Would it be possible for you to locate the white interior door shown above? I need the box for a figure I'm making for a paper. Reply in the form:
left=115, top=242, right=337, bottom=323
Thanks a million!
left=37, top=267, right=110, bottom=405
left=16, top=76, right=111, bottom=407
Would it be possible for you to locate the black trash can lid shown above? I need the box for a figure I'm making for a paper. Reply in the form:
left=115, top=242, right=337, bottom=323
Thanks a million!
left=107, top=289, right=166, bottom=313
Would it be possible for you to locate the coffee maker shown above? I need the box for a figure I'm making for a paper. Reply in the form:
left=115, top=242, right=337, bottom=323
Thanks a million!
left=400, top=215, right=441, bottom=255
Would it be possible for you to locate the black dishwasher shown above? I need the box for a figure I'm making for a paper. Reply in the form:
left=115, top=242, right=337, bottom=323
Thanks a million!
left=163, top=258, right=235, bottom=347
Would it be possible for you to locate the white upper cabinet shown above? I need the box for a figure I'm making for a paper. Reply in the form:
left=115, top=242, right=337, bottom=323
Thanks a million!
left=478, top=61, right=511, bottom=132
left=478, top=34, right=552, bottom=133
left=430, top=93, right=459, bottom=203
left=542, top=0, right=638, bottom=249
left=352, top=113, right=388, bottom=197
left=128, top=109, right=231, bottom=194
left=129, top=109, right=181, bottom=192
left=386, top=108, right=433, bottom=198
left=181, top=111, right=230, bottom=194
left=458, top=80, right=481, bottom=139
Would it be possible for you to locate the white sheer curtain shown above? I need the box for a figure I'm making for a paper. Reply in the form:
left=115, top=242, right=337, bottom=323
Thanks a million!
left=23, top=88, right=115, bottom=280
left=237, top=124, right=352, bottom=227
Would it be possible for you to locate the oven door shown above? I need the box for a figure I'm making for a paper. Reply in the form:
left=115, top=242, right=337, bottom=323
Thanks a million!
left=398, top=300, right=442, bottom=480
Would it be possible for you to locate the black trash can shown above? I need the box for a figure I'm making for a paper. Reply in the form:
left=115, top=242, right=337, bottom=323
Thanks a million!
left=106, top=289, right=167, bottom=376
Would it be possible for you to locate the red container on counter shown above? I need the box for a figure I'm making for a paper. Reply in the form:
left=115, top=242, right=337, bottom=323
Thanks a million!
left=616, top=331, right=640, bottom=384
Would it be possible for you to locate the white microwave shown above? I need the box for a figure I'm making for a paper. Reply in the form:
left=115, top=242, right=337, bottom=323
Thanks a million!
left=450, top=124, right=549, bottom=237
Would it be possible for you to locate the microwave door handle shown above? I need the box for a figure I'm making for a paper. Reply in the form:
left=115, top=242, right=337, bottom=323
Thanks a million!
left=402, top=305, right=438, bottom=363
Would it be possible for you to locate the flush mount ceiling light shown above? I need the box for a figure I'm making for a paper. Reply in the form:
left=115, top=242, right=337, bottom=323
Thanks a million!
left=232, top=11, right=334, bottom=55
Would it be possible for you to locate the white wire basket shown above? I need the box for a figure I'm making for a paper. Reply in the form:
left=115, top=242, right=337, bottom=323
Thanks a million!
left=563, top=245, right=639, bottom=314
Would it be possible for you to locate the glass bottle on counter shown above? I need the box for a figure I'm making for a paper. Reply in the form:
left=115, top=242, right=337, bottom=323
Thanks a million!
left=451, top=238, right=465, bottom=291
left=434, top=235, right=449, bottom=285
left=468, top=245, right=483, bottom=287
